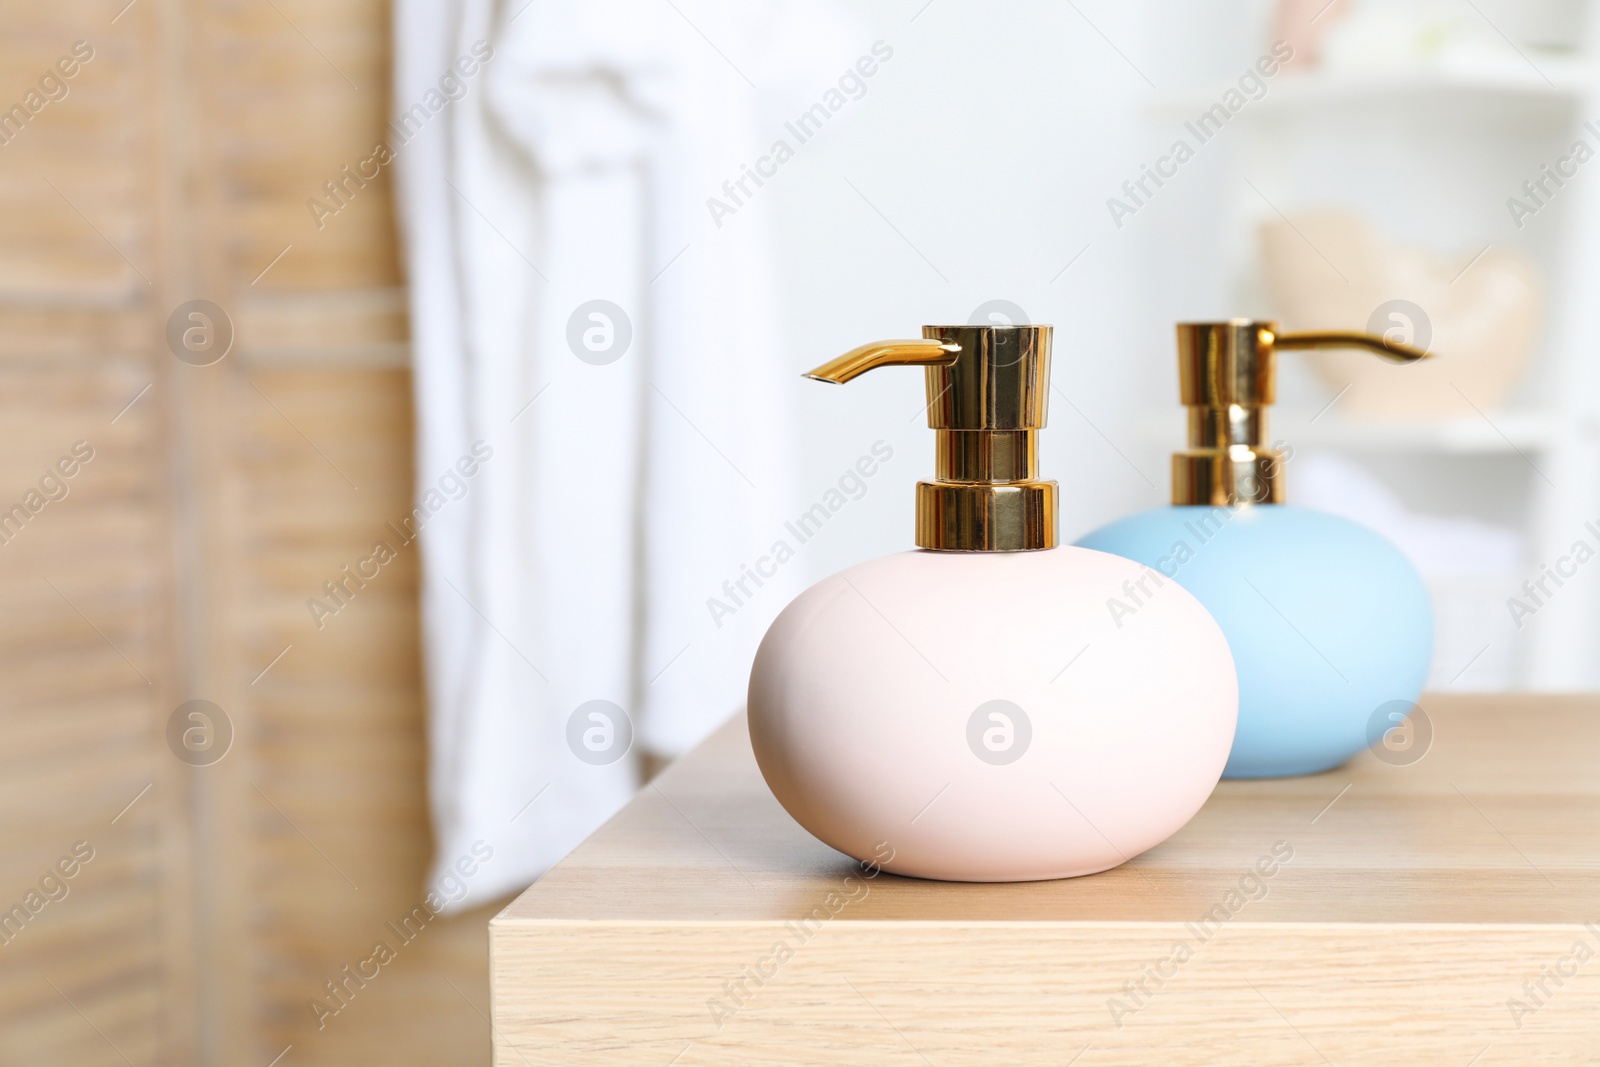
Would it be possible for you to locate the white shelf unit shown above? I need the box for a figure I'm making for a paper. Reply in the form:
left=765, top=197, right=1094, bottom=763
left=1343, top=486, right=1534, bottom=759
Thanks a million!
left=1139, top=26, right=1600, bottom=691
left=1149, top=62, right=1593, bottom=120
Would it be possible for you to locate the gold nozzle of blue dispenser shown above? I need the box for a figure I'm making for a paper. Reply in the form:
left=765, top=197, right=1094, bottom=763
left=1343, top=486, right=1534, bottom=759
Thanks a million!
left=1173, top=320, right=1432, bottom=507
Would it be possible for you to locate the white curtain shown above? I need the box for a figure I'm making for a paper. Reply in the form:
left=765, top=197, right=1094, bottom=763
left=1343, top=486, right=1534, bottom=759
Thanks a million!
left=392, top=0, right=805, bottom=909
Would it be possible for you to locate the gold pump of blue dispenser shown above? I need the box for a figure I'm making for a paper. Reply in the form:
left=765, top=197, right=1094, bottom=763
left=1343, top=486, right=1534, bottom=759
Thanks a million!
left=1173, top=320, right=1432, bottom=507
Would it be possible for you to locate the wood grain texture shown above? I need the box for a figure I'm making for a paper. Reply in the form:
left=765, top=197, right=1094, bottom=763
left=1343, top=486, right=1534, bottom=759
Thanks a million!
left=0, top=0, right=493, bottom=1063
left=0, top=3, right=174, bottom=1061
left=238, top=368, right=487, bottom=1067
left=0, top=366, right=166, bottom=1067
left=492, top=694, right=1600, bottom=1065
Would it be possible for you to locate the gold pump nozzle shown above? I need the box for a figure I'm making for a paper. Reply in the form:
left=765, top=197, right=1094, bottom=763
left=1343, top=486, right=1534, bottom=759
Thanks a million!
left=803, top=339, right=961, bottom=384
left=804, top=325, right=1056, bottom=551
left=1172, top=319, right=1433, bottom=507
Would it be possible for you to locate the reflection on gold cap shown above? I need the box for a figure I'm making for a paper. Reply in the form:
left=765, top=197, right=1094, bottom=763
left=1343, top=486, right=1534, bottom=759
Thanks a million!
left=1173, top=320, right=1430, bottom=506
left=806, top=325, right=1057, bottom=551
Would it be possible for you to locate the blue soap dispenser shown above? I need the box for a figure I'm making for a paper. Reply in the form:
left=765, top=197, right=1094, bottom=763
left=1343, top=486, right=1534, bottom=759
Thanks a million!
left=1077, top=320, right=1434, bottom=778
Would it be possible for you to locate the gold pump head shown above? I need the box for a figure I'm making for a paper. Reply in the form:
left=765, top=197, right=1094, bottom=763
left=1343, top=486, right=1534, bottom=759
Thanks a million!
left=805, top=324, right=1056, bottom=552
left=1172, top=319, right=1432, bottom=507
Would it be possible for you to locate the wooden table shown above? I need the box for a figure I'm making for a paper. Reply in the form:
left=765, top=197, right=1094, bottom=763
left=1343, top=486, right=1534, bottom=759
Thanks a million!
left=491, top=694, right=1600, bottom=1065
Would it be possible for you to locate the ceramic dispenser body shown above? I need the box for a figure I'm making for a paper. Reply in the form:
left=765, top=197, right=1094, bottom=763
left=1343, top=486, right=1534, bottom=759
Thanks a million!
left=1076, top=320, right=1435, bottom=779
left=747, top=325, right=1238, bottom=881
left=1079, top=505, right=1431, bottom=778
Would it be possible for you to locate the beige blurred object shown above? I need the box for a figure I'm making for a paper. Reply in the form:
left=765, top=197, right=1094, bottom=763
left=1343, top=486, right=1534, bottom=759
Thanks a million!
left=1260, top=212, right=1543, bottom=415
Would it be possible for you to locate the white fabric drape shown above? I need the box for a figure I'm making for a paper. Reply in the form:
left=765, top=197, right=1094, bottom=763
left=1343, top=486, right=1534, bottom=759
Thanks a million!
left=393, top=0, right=802, bottom=910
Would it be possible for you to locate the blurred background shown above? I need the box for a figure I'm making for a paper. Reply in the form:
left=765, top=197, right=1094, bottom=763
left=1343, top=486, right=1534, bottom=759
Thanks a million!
left=3, top=0, right=1598, bottom=1063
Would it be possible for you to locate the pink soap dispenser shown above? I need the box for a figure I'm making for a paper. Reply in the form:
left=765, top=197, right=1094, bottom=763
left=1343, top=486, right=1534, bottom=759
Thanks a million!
left=747, top=324, right=1239, bottom=881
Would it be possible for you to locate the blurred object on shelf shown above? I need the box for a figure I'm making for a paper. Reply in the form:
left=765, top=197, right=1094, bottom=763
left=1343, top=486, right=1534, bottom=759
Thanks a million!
left=1295, top=452, right=1524, bottom=690
left=1272, top=0, right=1351, bottom=74
left=1314, top=0, right=1586, bottom=74
left=1485, top=0, right=1592, bottom=51
left=1261, top=211, right=1543, bottom=416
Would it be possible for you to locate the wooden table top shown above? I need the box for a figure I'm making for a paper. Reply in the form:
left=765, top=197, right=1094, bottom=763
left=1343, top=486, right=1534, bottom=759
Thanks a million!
left=498, top=693, right=1600, bottom=928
